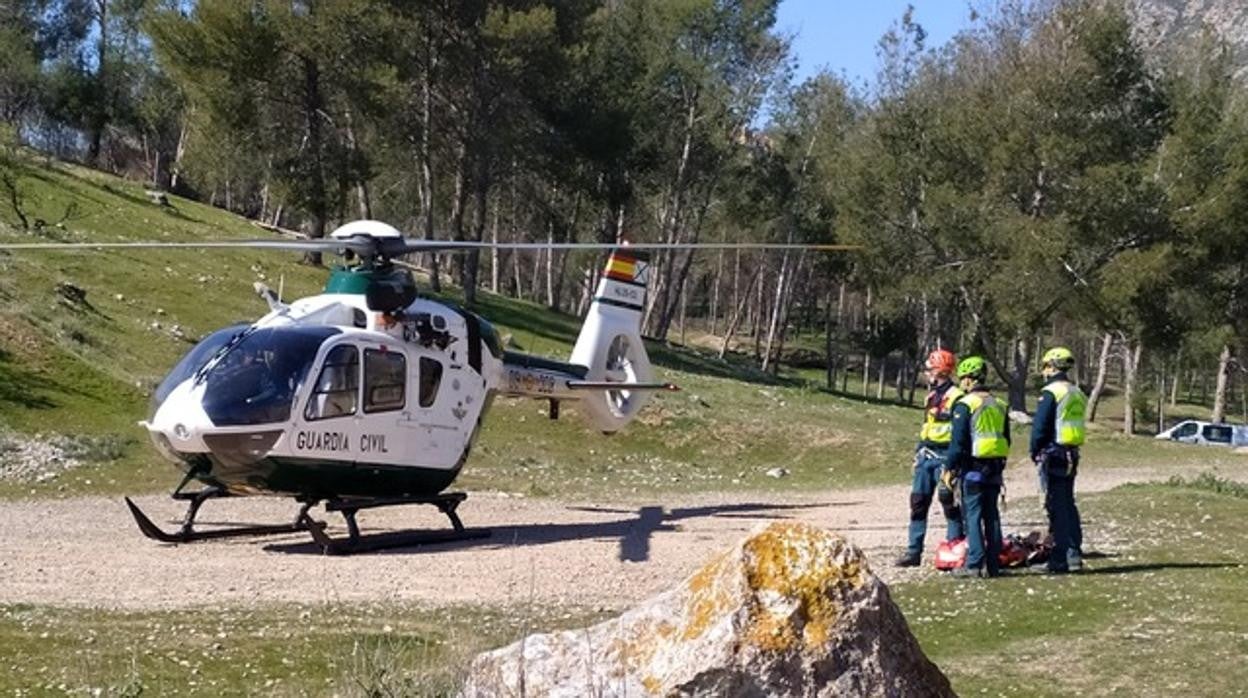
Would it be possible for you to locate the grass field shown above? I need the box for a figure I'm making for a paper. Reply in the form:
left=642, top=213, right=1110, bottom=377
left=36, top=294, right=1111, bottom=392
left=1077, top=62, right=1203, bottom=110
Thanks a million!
left=0, top=476, right=1243, bottom=696
left=0, top=602, right=610, bottom=696
left=895, top=475, right=1248, bottom=697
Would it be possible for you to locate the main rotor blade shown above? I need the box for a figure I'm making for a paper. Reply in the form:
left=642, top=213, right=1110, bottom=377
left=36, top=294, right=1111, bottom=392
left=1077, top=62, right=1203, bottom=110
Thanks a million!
left=0, top=238, right=377, bottom=254
left=0, top=238, right=860, bottom=255
left=392, top=240, right=862, bottom=254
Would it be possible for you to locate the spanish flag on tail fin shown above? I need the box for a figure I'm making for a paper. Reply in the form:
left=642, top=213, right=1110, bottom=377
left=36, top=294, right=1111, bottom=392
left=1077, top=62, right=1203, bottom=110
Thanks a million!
left=595, top=249, right=649, bottom=312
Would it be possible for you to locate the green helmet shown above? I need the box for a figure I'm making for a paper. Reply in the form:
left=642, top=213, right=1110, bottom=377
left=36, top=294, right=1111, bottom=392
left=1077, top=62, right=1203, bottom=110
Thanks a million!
left=956, top=356, right=988, bottom=381
left=1042, top=346, right=1075, bottom=370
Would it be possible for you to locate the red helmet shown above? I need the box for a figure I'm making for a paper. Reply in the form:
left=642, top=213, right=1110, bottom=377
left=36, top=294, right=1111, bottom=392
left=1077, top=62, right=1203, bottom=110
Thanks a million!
left=925, top=349, right=956, bottom=376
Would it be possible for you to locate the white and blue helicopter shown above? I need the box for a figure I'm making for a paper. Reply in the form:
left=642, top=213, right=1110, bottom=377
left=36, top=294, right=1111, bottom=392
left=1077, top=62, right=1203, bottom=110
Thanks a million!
left=6, top=220, right=851, bottom=553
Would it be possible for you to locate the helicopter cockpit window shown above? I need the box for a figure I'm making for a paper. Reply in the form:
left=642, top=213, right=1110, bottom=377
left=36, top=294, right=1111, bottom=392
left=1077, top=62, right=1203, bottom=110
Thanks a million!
left=152, top=323, right=250, bottom=414
left=200, top=326, right=340, bottom=427
left=305, top=345, right=360, bottom=421
left=419, top=357, right=442, bottom=408
left=364, top=349, right=405, bottom=413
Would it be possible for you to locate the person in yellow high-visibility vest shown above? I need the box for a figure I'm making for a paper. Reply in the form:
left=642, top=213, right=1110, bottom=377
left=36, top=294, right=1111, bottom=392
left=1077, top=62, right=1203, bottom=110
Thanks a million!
left=1030, top=346, right=1087, bottom=573
left=895, top=349, right=965, bottom=567
left=945, top=356, right=1010, bottom=578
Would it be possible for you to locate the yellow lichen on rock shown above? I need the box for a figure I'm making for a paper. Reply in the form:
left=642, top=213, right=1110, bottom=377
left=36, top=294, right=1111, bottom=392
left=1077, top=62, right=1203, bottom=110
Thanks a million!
left=741, top=522, right=867, bottom=653
left=681, top=551, right=734, bottom=641
left=606, top=618, right=663, bottom=679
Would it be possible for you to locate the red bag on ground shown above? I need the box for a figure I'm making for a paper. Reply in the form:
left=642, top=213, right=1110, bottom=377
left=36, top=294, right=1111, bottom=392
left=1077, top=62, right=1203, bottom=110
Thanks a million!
left=934, top=537, right=967, bottom=570
left=998, top=536, right=1029, bottom=567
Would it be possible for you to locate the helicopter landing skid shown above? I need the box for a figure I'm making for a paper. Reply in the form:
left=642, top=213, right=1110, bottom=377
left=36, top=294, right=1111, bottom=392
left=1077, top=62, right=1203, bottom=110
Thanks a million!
left=301, top=492, right=491, bottom=555
left=124, top=488, right=321, bottom=544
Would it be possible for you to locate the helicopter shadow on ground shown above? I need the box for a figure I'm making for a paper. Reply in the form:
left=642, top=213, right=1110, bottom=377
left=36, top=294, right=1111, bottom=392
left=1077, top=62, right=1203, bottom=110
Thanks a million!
left=264, top=500, right=858, bottom=562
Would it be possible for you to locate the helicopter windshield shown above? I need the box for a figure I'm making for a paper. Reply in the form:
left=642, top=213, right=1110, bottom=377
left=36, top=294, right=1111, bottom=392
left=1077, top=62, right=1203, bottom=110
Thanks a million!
left=152, top=323, right=250, bottom=413
left=200, top=326, right=341, bottom=427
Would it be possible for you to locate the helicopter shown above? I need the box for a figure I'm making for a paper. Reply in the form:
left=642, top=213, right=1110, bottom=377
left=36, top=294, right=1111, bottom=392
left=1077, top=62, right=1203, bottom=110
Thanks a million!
left=5, top=220, right=853, bottom=554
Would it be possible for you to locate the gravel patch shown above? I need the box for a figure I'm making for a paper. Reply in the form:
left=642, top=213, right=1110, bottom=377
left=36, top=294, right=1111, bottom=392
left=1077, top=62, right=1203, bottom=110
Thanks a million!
left=0, top=432, right=84, bottom=482
left=0, top=463, right=1240, bottom=611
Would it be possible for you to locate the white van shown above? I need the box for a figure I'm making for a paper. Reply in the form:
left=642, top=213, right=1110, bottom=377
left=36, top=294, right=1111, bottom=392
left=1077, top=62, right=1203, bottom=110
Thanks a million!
left=1155, top=420, right=1248, bottom=447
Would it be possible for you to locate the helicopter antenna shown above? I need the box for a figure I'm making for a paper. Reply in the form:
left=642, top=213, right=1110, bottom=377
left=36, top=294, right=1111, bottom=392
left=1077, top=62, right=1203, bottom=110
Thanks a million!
left=278, top=274, right=285, bottom=304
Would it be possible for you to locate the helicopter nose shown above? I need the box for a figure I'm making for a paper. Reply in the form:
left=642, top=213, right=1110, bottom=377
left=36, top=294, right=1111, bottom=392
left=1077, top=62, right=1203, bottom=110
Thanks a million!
left=147, top=379, right=215, bottom=453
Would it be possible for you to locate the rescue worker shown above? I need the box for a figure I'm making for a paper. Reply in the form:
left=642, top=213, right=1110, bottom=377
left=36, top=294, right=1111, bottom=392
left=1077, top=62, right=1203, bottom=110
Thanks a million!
left=895, top=349, right=965, bottom=567
left=945, top=356, right=1010, bottom=578
left=1030, top=346, right=1087, bottom=573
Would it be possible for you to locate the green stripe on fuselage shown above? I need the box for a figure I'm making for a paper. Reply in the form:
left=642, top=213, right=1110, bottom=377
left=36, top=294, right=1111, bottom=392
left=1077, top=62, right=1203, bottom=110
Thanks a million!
left=184, top=455, right=461, bottom=498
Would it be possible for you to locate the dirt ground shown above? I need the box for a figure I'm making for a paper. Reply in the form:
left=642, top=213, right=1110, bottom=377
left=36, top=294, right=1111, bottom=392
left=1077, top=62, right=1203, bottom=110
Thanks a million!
left=0, top=464, right=1241, bottom=611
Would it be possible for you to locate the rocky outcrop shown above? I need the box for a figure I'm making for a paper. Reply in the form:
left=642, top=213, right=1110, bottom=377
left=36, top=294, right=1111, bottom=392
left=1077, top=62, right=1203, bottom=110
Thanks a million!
left=1128, top=0, right=1248, bottom=79
left=459, top=522, right=953, bottom=698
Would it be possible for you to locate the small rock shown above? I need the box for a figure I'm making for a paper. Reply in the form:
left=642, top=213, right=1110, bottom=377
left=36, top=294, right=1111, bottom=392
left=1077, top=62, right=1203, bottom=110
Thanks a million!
left=765, top=467, right=790, bottom=479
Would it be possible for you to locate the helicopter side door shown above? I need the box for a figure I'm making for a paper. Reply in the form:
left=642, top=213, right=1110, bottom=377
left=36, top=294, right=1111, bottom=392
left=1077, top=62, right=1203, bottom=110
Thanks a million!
left=292, top=339, right=424, bottom=468
left=394, top=352, right=463, bottom=469
left=292, top=341, right=364, bottom=462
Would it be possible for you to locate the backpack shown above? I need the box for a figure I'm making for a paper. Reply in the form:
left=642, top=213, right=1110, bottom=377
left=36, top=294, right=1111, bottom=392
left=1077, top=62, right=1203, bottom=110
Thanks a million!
left=934, top=537, right=967, bottom=570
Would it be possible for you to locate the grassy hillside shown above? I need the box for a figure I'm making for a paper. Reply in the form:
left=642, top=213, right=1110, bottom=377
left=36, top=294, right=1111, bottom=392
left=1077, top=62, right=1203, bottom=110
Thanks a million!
left=2, top=160, right=1246, bottom=501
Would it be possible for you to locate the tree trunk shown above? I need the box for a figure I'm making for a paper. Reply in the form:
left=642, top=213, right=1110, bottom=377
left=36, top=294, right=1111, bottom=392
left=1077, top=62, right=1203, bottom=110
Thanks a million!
left=490, top=190, right=500, bottom=294
left=655, top=181, right=715, bottom=339
left=718, top=270, right=759, bottom=359
left=419, top=19, right=440, bottom=291
left=760, top=251, right=791, bottom=374
left=300, top=56, right=327, bottom=266
left=752, top=276, right=765, bottom=360
left=1157, top=367, right=1165, bottom=433
left=1007, top=336, right=1031, bottom=413
left=552, top=191, right=580, bottom=312
left=1212, top=344, right=1232, bottom=424
left=710, top=249, right=723, bottom=336
left=1122, top=338, right=1141, bottom=436
left=170, top=116, right=188, bottom=192
left=895, top=360, right=906, bottom=402
left=1086, top=332, right=1113, bottom=422
left=344, top=110, right=371, bottom=219
left=544, top=216, right=556, bottom=308
left=462, top=160, right=490, bottom=306
left=825, top=288, right=836, bottom=390
left=876, top=357, right=886, bottom=400
left=768, top=254, right=805, bottom=374
left=862, top=353, right=871, bottom=396
left=679, top=274, right=688, bottom=345
left=87, top=0, right=108, bottom=167
left=1169, top=351, right=1181, bottom=408
left=448, top=140, right=470, bottom=283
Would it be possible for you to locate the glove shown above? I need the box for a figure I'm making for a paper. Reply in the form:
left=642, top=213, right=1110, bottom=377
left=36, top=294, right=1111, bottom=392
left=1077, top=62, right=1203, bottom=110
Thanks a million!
left=940, top=468, right=957, bottom=491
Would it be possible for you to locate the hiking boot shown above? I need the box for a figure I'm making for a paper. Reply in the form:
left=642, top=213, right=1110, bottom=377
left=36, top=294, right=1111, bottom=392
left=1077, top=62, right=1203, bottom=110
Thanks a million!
left=949, top=566, right=982, bottom=579
left=894, top=552, right=921, bottom=568
left=1046, top=566, right=1069, bottom=575
left=1067, top=553, right=1083, bottom=572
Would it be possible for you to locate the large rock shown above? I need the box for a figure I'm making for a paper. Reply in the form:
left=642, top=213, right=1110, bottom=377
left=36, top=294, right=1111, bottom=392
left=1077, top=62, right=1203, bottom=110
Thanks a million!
left=459, top=522, right=954, bottom=698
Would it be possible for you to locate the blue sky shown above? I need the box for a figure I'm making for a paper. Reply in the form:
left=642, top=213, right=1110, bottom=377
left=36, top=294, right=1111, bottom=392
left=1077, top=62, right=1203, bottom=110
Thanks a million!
left=776, top=1, right=975, bottom=88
